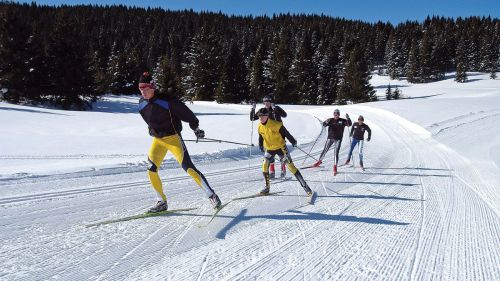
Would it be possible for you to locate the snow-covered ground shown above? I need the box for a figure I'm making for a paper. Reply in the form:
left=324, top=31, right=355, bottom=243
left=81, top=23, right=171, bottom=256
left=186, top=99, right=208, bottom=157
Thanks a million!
left=0, top=73, right=499, bottom=280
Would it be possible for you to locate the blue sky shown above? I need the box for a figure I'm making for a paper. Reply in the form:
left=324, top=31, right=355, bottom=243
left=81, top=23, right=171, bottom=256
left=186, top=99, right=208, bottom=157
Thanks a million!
left=17, top=0, right=500, bottom=24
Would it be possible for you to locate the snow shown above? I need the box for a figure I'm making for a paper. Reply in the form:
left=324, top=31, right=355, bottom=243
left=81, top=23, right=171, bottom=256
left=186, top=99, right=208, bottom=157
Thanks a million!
left=0, top=73, right=499, bottom=280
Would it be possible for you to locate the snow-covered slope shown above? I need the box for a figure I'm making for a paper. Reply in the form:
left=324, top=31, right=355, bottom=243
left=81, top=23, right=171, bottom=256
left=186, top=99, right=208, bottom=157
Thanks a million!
left=0, top=73, right=498, bottom=280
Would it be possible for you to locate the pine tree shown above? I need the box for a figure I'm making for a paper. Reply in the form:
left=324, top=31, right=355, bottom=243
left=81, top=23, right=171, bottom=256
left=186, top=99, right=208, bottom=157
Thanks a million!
left=45, top=9, right=95, bottom=109
left=292, top=32, right=316, bottom=104
left=250, top=38, right=270, bottom=102
left=385, top=84, right=392, bottom=100
left=0, top=4, right=31, bottom=103
left=455, top=35, right=468, bottom=83
left=455, top=62, right=467, bottom=82
left=270, top=28, right=293, bottom=103
left=393, top=87, right=401, bottom=99
left=154, top=55, right=183, bottom=98
left=214, top=41, right=249, bottom=103
left=405, top=40, right=420, bottom=83
left=419, top=32, right=433, bottom=82
left=338, top=47, right=376, bottom=103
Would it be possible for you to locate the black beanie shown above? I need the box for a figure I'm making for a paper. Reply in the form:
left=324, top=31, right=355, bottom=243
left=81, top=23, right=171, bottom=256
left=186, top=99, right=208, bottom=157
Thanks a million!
left=139, top=71, right=153, bottom=84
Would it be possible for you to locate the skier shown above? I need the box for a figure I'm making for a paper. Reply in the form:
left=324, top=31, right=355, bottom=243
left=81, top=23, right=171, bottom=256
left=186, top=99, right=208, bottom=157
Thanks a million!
left=313, top=109, right=352, bottom=176
left=257, top=110, right=313, bottom=196
left=250, top=95, right=288, bottom=178
left=137, top=71, right=221, bottom=213
left=345, top=115, right=371, bottom=169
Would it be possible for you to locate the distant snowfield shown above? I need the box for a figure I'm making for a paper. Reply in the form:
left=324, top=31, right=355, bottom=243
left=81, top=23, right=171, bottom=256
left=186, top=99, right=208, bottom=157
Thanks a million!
left=0, top=73, right=499, bottom=280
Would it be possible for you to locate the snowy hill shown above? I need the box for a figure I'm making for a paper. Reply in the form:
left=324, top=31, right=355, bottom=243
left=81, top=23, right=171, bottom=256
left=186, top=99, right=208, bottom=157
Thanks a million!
left=0, top=73, right=499, bottom=280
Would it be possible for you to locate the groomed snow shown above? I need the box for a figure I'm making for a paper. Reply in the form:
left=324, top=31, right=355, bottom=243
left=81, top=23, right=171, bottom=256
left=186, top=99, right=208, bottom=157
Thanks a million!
left=0, top=73, right=499, bottom=280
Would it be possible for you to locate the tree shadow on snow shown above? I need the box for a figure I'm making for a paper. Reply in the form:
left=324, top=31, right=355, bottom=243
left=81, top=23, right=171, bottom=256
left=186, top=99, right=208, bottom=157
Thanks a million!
left=0, top=106, right=69, bottom=115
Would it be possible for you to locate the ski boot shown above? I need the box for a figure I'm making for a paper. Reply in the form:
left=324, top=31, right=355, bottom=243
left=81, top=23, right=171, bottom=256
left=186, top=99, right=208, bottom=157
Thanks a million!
left=359, top=160, right=364, bottom=171
left=209, top=194, right=222, bottom=209
left=313, top=160, right=322, bottom=167
left=259, top=186, right=270, bottom=195
left=344, top=160, right=350, bottom=166
left=148, top=200, right=168, bottom=213
left=333, top=164, right=338, bottom=176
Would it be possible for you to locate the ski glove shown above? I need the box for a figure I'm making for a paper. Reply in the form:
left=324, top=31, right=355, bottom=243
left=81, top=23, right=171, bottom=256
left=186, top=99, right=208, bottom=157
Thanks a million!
left=292, top=141, right=297, bottom=147
left=345, top=113, right=350, bottom=119
left=259, top=145, right=264, bottom=152
left=367, top=137, right=371, bottom=142
left=194, top=128, right=205, bottom=138
left=251, top=103, right=256, bottom=110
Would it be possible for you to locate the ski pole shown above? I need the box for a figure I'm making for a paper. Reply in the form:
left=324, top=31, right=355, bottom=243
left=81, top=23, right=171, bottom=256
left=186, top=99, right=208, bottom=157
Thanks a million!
left=294, top=145, right=319, bottom=161
left=200, top=137, right=255, bottom=147
left=301, top=125, right=322, bottom=165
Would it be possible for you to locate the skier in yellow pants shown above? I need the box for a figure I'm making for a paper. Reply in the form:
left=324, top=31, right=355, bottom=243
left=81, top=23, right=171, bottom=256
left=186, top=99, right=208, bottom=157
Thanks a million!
left=256, top=109, right=313, bottom=196
left=138, top=71, right=221, bottom=212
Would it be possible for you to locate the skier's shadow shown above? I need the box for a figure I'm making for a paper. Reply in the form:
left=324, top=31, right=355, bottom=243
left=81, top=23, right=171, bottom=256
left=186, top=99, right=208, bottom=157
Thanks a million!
left=215, top=208, right=409, bottom=239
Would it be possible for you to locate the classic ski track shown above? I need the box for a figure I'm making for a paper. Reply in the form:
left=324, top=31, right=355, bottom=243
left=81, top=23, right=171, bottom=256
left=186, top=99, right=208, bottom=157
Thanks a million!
left=0, top=147, right=324, bottom=205
left=221, top=117, right=417, bottom=280
left=163, top=124, right=413, bottom=280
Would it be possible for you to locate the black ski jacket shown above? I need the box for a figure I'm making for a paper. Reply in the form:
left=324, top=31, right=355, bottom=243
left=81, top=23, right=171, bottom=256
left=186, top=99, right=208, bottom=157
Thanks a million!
left=323, top=117, right=352, bottom=140
left=138, top=95, right=199, bottom=138
left=350, top=122, right=372, bottom=140
left=250, top=106, right=287, bottom=122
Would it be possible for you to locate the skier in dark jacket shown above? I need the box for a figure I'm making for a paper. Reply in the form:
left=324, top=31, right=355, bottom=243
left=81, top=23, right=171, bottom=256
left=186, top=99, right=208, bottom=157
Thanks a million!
left=250, top=95, right=288, bottom=178
left=345, top=115, right=371, bottom=169
left=313, top=108, right=352, bottom=175
left=138, top=71, right=221, bottom=213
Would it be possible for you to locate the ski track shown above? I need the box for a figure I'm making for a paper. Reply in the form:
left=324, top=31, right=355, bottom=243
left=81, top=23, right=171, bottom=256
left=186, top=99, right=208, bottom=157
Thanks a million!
left=1, top=109, right=499, bottom=280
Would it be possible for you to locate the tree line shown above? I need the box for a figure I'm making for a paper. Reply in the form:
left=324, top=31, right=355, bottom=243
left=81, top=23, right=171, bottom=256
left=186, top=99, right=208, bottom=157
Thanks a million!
left=0, top=2, right=498, bottom=109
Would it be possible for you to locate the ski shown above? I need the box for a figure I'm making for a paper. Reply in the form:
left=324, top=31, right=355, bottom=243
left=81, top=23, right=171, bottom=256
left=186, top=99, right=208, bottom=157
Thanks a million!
left=232, top=190, right=286, bottom=201
left=85, top=207, right=198, bottom=227
left=198, top=202, right=231, bottom=228
left=301, top=165, right=320, bottom=170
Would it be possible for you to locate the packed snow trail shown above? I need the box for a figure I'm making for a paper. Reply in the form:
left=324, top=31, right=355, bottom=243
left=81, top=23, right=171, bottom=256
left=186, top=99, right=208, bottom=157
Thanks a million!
left=1, top=107, right=499, bottom=281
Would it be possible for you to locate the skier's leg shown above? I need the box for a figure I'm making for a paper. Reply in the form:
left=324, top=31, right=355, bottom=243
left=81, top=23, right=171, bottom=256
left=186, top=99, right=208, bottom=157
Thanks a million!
left=147, top=137, right=169, bottom=201
left=281, top=147, right=311, bottom=193
left=346, top=139, right=358, bottom=164
left=318, top=138, right=334, bottom=161
left=261, top=151, right=274, bottom=192
left=358, top=140, right=364, bottom=167
left=334, top=139, right=342, bottom=165
left=269, top=156, right=276, bottom=178
left=168, top=135, right=215, bottom=198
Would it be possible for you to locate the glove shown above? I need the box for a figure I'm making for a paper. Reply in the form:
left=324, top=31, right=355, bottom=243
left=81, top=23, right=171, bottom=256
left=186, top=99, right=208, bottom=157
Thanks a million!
left=251, top=103, right=256, bottom=110
left=259, top=146, right=264, bottom=152
left=194, top=128, right=205, bottom=138
left=346, top=113, right=350, bottom=119
left=292, top=141, right=297, bottom=147
left=367, top=137, right=371, bottom=142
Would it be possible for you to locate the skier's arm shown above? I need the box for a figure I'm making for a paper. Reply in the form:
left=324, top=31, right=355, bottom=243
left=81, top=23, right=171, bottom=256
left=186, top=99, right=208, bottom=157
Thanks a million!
left=346, top=116, right=352, bottom=126
left=279, top=126, right=297, bottom=146
left=350, top=124, right=354, bottom=137
left=258, top=134, right=264, bottom=151
left=276, top=106, right=287, bottom=118
left=366, top=125, right=372, bottom=141
left=322, top=118, right=331, bottom=127
left=169, top=99, right=199, bottom=130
